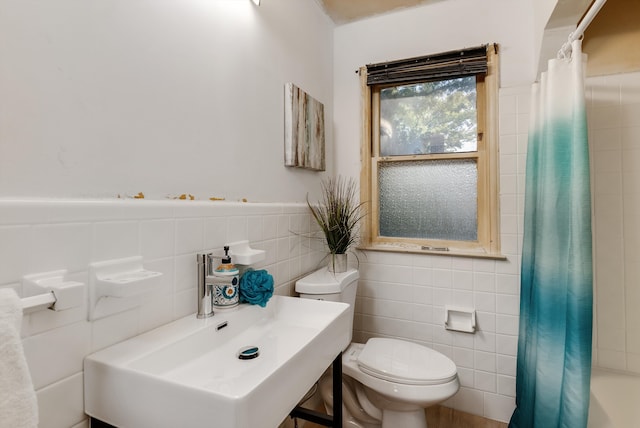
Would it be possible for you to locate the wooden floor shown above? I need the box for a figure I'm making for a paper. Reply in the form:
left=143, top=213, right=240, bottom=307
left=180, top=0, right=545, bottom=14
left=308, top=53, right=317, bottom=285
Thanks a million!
left=296, top=405, right=508, bottom=428
left=425, top=406, right=508, bottom=428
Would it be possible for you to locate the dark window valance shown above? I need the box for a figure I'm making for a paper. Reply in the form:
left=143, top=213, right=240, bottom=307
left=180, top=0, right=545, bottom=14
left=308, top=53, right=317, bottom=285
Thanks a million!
left=366, top=45, right=489, bottom=86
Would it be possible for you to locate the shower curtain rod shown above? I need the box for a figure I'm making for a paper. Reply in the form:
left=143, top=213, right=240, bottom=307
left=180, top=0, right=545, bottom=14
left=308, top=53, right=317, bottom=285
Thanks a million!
left=557, top=0, right=607, bottom=58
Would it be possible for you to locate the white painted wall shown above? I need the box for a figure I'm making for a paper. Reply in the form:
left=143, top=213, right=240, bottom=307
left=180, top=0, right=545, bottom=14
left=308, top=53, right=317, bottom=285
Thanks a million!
left=0, top=2, right=335, bottom=425
left=332, top=0, right=536, bottom=180
left=533, top=0, right=560, bottom=71
left=0, top=0, right=334, bottom=202
left=0, top=0, right=573, bottom=425
left=331, top=1, right=537, bottom=422
left=537, top=25, right=574, bottom=75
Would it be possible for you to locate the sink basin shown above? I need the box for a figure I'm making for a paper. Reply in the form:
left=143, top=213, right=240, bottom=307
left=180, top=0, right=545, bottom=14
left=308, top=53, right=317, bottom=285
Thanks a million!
left=84, top=295, right=350, bottom=428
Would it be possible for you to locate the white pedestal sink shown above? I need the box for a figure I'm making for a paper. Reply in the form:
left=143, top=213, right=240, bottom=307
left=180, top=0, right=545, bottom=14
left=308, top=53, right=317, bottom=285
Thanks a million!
left=84, top=295, right=350, bottom=428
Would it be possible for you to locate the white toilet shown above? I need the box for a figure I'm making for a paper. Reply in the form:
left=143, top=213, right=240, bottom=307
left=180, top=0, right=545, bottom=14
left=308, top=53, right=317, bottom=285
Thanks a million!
left=296, top=267, right=460, bottom=428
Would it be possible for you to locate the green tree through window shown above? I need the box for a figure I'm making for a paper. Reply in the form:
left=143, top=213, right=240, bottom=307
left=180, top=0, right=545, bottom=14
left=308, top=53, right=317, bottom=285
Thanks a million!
left=380, top=76, right=477, bottom=156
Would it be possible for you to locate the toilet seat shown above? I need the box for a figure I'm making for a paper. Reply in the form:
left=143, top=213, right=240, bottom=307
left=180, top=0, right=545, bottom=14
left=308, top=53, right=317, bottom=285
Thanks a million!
left=342, top=341, right=460, bottom=411
left=357, top=338, right=457, bottom=385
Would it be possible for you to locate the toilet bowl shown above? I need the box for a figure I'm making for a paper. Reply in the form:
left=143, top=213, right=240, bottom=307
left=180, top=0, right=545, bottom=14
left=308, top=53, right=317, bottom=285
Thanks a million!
left=296, top=267, right=460, bottom=428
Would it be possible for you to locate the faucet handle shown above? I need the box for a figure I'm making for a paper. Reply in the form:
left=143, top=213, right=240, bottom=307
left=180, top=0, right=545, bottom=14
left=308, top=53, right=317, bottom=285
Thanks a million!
left=197, top=253, right=217, bottom=277
left=196, top=253, right=215, bottom=319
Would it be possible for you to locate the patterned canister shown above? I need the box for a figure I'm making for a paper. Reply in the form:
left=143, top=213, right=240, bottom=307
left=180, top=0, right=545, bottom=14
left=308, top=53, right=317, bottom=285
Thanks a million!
left=212, top=246, right=240, bottom=308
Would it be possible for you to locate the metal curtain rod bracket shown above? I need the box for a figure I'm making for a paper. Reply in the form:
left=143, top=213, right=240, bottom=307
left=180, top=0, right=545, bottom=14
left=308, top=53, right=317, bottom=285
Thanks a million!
left=557, top=0, right=607, bottom=58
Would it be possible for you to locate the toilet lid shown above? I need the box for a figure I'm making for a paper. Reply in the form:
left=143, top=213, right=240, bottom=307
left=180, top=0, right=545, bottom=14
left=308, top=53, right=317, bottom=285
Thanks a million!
left=357, top=338, right=457, bottom=385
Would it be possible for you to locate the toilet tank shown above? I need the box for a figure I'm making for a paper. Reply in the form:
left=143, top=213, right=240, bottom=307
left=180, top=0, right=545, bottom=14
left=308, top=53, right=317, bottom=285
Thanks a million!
left=296, top=267, right=359, bottom=340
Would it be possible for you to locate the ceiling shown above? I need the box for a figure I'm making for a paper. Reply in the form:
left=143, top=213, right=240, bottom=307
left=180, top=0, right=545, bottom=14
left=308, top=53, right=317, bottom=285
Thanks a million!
left=316, top=0, right=441, bottom=24
left=317, top=0, right=592, bottom=27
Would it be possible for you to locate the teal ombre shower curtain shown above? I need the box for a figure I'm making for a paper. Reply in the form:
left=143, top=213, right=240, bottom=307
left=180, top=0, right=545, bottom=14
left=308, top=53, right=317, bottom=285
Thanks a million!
left=509, top=39, right=593, bottom=428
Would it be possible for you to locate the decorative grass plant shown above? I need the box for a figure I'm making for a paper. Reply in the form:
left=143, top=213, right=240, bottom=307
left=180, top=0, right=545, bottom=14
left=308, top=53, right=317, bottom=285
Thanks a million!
left=307, top=176, right=365, bottom=256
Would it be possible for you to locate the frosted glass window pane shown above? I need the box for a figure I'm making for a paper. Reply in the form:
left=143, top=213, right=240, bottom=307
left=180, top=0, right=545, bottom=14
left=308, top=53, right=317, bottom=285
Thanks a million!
left=380, top=76, right=477, bottom=156
left=378, top=159, right=477, bottom=241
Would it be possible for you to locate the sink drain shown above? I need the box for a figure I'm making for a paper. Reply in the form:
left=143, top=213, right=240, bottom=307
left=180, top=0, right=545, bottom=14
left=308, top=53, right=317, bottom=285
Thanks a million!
left=237, top=346, right=259, bottom=360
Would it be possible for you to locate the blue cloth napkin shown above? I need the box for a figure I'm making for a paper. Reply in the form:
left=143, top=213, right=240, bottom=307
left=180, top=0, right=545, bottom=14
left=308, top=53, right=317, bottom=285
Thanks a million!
left=239, top=269, right=274, bottom=307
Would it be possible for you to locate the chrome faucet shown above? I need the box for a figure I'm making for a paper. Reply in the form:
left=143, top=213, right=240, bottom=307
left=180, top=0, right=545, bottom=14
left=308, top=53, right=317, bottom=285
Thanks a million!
left=196, top=253, right=214, bottom=318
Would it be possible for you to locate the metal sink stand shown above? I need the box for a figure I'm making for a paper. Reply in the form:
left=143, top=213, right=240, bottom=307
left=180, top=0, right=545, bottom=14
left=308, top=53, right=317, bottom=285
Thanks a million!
left=289, top=352, right=342, bottom=428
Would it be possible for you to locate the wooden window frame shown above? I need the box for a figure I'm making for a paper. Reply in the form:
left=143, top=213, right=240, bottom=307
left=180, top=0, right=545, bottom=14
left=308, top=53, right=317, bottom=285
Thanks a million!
left=359, top=46, right=503, bottom=259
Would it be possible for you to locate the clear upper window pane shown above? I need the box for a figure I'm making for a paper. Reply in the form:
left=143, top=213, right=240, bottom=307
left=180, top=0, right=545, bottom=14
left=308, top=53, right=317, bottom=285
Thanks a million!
left=379, top=77, right=477, bottom=156
left=378, top=159, right=478, bottom=241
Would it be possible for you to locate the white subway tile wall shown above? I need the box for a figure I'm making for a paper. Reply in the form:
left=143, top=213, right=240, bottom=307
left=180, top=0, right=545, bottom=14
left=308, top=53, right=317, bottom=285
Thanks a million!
left=0, top=85, right=535, bottom=427
left=0, top=200, right=324, bottom=428
left=589, top=71, right=640, bottom=374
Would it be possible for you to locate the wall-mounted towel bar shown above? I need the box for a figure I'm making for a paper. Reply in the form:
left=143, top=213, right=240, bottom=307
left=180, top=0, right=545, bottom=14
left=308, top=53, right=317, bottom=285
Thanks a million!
left=21, top=292, right=57, bottom=314
left=21, top=270, right=85, bottom=314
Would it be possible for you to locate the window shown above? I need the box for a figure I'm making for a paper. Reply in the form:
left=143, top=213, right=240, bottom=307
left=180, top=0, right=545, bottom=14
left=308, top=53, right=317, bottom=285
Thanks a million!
left=359, top=45, right=502, bottom=258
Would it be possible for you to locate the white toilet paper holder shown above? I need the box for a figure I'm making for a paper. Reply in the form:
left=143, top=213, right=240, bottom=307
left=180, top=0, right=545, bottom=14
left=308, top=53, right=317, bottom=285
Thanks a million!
left=444, top=305, right=477, bottom=333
